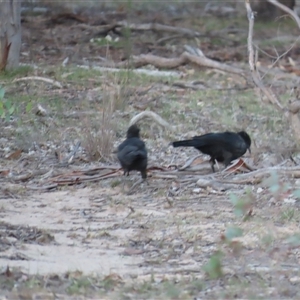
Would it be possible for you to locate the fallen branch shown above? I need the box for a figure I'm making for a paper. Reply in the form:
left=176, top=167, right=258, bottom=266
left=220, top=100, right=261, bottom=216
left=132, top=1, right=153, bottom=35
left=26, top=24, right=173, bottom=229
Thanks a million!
left=13, top=76, right=63, bottom=88
left=98, top=52, right=245, bottom=76
left=116, top=21, right=203, bottom=37
left=129, top=111, right=176, bottom=131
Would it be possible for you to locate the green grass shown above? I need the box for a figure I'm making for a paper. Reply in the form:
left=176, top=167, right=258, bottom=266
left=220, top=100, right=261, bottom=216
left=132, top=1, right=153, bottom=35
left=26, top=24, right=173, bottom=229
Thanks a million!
left=1, top=7, right=300, bottom=299
left=0, top=65, right=32, bottom=80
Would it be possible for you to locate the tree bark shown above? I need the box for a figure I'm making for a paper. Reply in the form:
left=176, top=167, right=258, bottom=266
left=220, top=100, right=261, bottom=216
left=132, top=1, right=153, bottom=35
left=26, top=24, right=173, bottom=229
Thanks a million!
left=0, top=0, right=21, bottom=71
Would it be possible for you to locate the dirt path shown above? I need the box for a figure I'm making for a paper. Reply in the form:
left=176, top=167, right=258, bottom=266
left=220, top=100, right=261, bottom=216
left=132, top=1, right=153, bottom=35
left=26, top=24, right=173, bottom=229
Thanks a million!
left=1, top=182, right=300, bottom=298
left=0, top=183, right=232, bottom=277
left=0, top=187, right=145, bottom=276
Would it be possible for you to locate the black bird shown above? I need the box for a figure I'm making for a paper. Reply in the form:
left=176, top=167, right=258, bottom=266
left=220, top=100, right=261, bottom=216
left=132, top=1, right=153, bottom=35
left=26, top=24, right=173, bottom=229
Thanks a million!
left=117, top=124, right=148, bottom=179
left=172, top=131, right=251, bottom=172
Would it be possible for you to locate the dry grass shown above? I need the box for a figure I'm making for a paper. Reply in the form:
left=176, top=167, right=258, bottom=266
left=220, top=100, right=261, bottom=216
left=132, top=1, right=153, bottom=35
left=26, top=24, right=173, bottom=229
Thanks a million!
left=1, top=2, right=300, bottom=299
left=81, top=97, right=116, bottom=162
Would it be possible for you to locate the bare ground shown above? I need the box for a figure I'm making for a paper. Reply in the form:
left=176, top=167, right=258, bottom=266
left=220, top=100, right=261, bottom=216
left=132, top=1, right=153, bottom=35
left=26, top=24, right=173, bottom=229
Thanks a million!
left=1, top=1, right=300, bottom=299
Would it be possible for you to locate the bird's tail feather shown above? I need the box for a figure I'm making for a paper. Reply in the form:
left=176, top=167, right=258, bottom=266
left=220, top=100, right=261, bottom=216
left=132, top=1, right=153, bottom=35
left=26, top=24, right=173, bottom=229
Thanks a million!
left=172, top=139, right=199, bottom=148
left=136, top=150, right=147, bottom=159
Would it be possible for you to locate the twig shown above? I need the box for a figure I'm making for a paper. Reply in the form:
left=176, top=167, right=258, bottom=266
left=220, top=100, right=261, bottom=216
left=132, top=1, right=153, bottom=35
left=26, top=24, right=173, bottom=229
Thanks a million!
left=245, top=0, right=283, bottom=110
left=156, top=34, right=184, bottom=45
left=255, top=36, right=300, bottom=80
left=246, top=0, right=300, bottom=144
left=13, top=76, right=63, bottom=88
left=98, top=52, right=245, bottom=76
left=66, top=141, right=81, bottom=165
left=266, top=0, right=300, bottom=27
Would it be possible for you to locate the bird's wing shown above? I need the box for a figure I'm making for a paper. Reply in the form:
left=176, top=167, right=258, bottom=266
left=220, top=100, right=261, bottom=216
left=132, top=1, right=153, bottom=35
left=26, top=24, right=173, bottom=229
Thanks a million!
left=193, top=132, right=246, bottom=152
left=192, top=133, right=228, bottom=146
left=118, top=143, right=147, bottom=164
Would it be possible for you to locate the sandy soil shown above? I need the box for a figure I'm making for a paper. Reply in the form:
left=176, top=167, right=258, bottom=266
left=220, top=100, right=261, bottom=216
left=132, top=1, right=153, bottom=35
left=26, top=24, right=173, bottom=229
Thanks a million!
left=1, top=2, right=300, bottom=298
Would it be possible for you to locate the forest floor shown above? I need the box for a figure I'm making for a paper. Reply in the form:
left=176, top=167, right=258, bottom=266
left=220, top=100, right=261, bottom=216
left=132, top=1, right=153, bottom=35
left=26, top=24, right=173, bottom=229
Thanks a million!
left=1, top=1, right=300, bottom=299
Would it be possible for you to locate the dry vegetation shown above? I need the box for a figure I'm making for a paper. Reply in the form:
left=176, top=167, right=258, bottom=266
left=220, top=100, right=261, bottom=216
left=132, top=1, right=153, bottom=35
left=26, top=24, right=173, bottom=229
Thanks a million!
left=1, top=0, right=300, bottom=299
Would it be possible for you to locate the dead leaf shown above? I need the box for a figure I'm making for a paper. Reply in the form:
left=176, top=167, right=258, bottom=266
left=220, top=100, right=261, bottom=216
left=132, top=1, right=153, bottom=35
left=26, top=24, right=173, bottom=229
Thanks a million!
left=224, top=158, right=253, bottom=174
left=0, top=169, right=10, bottom=176
left=5, top=149, right=22, bottom=160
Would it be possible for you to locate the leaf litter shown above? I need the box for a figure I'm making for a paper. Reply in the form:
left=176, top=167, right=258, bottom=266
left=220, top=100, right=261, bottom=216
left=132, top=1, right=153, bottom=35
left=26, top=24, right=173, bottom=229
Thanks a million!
left=1, top=1, right=300, bottom=298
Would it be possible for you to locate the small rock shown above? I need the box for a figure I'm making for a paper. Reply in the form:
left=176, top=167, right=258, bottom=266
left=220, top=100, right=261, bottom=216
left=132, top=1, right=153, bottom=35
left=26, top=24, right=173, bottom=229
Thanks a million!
left=290, top=276, right=300, bottom=283
left=284, top=198, right=296, bottom=204
left=257, top=187, right=264, bottom=194
left=268, top=197, right=276, bottom=206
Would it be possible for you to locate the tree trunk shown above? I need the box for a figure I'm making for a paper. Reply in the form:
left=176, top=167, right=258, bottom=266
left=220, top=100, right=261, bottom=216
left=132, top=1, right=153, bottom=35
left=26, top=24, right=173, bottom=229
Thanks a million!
left=0, top=0, right=21, bottom=71
left=251, top=0, right=295, bottom=19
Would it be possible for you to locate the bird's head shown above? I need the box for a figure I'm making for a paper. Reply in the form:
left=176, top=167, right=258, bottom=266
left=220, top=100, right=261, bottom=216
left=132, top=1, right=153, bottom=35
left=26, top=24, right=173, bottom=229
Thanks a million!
left=238, top=131, right=251, bottom=154
left=127, top=124, right=140, bottom=138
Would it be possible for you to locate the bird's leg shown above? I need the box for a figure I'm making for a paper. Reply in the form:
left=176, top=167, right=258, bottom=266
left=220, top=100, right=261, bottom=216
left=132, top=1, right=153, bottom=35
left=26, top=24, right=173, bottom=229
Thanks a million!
left=121, top=170, right=130, bottom=192
left=209, top=158, right=216, bottom=173
left=121, top=175, right=126, bottom=192
left=141, top=170, right=148, bottom=184
left=223, top=155, right=233, bottom=171
left=215, top=160, right=220, bottom=172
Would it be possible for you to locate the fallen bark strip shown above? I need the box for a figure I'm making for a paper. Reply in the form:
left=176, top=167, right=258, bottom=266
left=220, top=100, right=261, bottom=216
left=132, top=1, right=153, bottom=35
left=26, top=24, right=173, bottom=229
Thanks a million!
left=50, top=171, right=121, bottom=185
left=218, top=166, right=300, bottom=184
left=115, top=21, right=203, bottom=37
left=21, top=163, right=300, bottom=189
left=26, top=184, right=58, bottom=190
left=13, top=76, right=63, bottom=88
left=152, top=164, right=300, bottom=186
left=74, top=21, right=242, bottom=43
left=179, top=155, right=203, bottom=171
left=10, top=169, right=50, bottom=182
left=73, top=21, right=202, bottom=38
left=151, top=173, right=179, bottom=179
left=196, top=178, right=238, bottom=191
left=46, top=165, right=172, bottom=186
left=99, top=52, right=245, bottom=76
left=77, top=65, right=182, bottom=78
